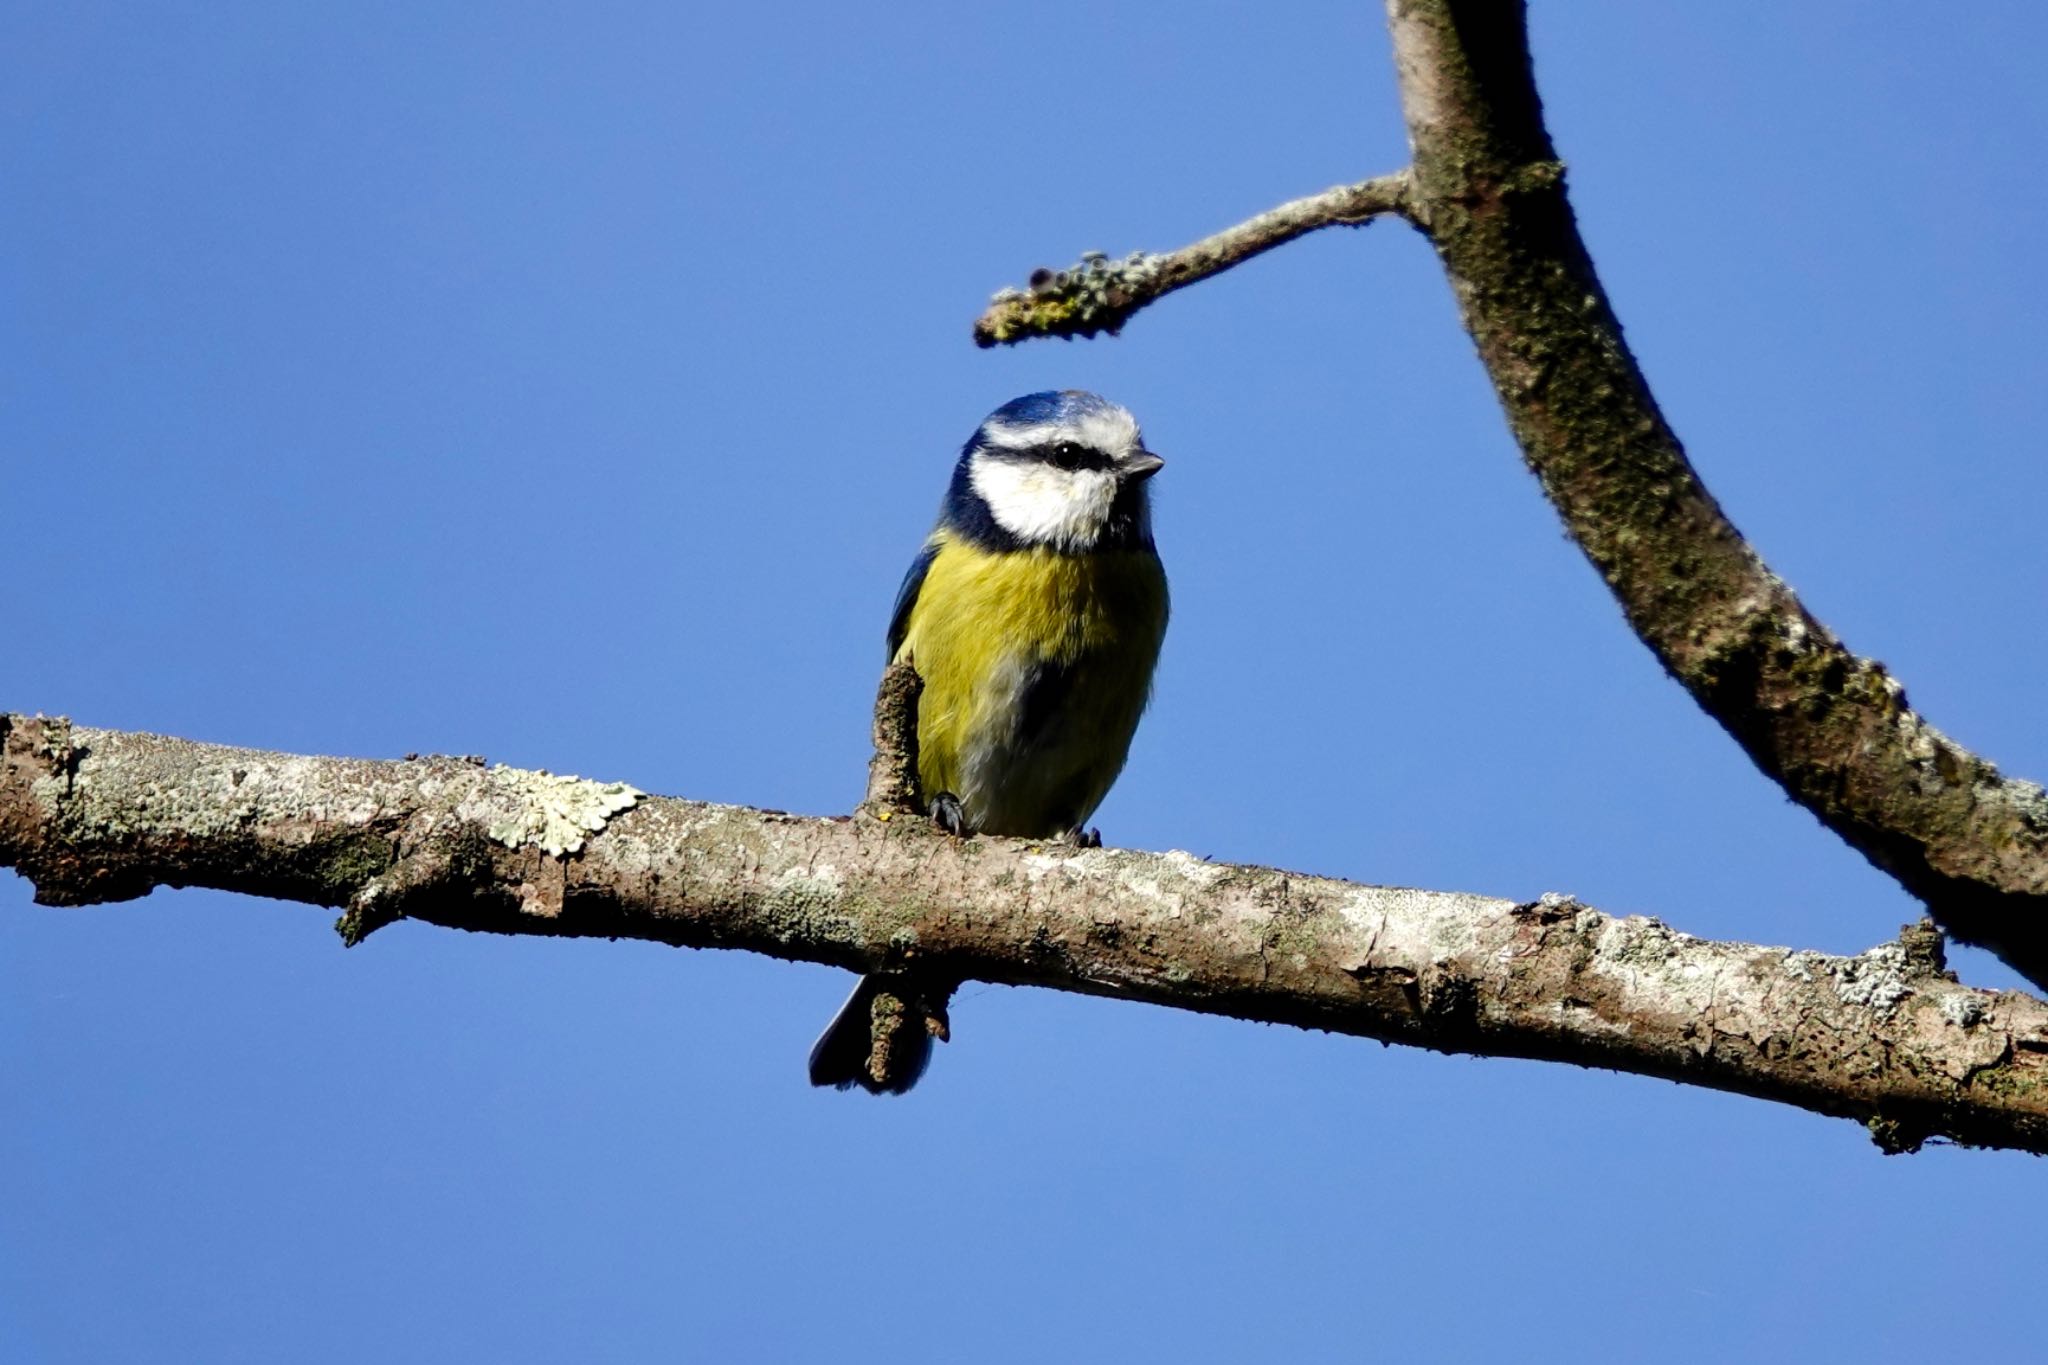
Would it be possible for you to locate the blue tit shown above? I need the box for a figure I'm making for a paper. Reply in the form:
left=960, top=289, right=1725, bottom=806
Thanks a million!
left=809, top=390, right=1169, bottom=1094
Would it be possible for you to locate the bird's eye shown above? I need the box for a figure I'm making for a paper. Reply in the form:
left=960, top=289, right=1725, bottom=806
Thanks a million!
left=1050, top=442, right=1084, bottom=470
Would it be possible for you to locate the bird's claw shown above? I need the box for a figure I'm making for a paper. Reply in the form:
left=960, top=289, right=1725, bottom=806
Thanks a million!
left=930, top=792, right=970, bottom=836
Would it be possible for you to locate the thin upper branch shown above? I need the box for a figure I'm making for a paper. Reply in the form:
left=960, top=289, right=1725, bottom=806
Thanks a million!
left=5, top=712, right=2046, bottom=1154
left=972, top=173, right=1414, bottom=346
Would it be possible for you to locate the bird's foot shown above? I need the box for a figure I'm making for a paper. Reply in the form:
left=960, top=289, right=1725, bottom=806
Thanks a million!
left=929, top=792, right=970, bottom=836
left=1064, top=825, right=1102, bottom=849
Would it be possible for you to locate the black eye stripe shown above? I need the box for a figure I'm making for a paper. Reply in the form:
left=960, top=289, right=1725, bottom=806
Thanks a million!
left=1042, top=441, right=1113, bottom=472
left=975, top=436, right=1119, bottom=472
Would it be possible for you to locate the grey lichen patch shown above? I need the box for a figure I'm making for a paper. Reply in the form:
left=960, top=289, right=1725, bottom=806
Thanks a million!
left=1781, top=951, right=1820, bottom=983
left=769, top=862, right=844, bottom=906
left=478, top=765, right=643, bottom=857
left=41, top=739, right=384, bottom=845
left=1938, top=991, right=1985, bottom=1030
left=1780, top=942, right=1917, bottom=1018
left=1330, top=885, right=1499, bottom=973
left=1261, top=899, right=1340, bottom=975
left=1831, top=940, right=1914, bottom=1018
left=1109, top=848, right=1225, bottom=915
left=1020, top=848, right=1095, bottom=881
left=28, top=714, right=76, bottom=772
left=1604, top=915, right=1694, bottom=968
left=757, top=863, right=859, bottom=947
left=1154, top=848, right=1226, bottom=889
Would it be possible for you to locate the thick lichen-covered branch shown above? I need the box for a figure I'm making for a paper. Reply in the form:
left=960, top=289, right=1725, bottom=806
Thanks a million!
left=6, top=712, right=2048, bottom=1154
left=972, top=173, right=1413, bottom=346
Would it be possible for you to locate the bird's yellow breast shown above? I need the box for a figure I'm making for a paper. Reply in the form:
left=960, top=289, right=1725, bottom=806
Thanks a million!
left=898, top=529, right=1167, bottom=836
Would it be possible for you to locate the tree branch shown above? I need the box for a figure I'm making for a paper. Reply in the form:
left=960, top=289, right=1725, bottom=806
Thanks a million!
left=966, top=0, right=2048, bottom=991
left=1381, top=0, right=2048, bottom=986
left=972, top=173, right=1414, bottom=346
left=6, top=712, right=2046, bottom=1154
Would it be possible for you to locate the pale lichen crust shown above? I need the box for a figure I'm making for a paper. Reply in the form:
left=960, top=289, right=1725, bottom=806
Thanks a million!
left=477, top=765, right=644, bottom=857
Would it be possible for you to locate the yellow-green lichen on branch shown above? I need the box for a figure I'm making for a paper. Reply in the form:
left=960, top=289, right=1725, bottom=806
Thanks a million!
left=974, top=251, right=1163, bottom=346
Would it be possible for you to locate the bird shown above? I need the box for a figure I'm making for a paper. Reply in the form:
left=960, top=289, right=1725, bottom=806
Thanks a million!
left=808, top=390, right=1170, bottom=1094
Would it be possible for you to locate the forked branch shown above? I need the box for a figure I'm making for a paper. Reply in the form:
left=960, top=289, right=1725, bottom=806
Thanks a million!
left=973, top=0, right=2048, bottom=991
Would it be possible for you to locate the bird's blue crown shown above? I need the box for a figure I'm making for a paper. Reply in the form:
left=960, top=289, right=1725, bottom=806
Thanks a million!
left=980, top=390, right=1123, bottom=432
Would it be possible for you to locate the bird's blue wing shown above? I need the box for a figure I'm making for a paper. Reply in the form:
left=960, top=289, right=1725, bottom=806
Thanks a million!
left=886, top=540, right=938, bottom=660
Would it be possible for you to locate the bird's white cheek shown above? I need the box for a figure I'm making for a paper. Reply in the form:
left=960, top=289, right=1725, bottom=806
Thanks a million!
left=970, top=461, right=1116, bottom=548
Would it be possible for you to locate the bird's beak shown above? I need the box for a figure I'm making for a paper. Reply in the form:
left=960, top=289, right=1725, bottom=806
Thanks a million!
left=1124, top=450, right=1165, bottom=481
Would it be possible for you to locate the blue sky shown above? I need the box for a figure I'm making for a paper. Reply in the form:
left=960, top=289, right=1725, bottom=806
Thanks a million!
left=6, top=2, right=2046, bottom=1360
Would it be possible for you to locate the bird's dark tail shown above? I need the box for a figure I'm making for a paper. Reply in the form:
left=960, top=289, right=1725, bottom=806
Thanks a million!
left=807, top=973, right=940, bottom=1095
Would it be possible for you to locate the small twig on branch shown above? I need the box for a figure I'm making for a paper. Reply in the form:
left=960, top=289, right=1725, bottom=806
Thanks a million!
left=6, top=712, right=2048, bottom=1154
left=852, top=657, right=949, bottom=1088
left=861, top=659, right=925, bottom=815
left=973, top=172, right=1413, bottom=346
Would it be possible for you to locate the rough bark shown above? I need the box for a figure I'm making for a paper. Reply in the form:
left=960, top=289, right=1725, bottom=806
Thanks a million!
left=5, top=711, right=2046, bottom=1155
left=974, top=0, right=2048, bottom=991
